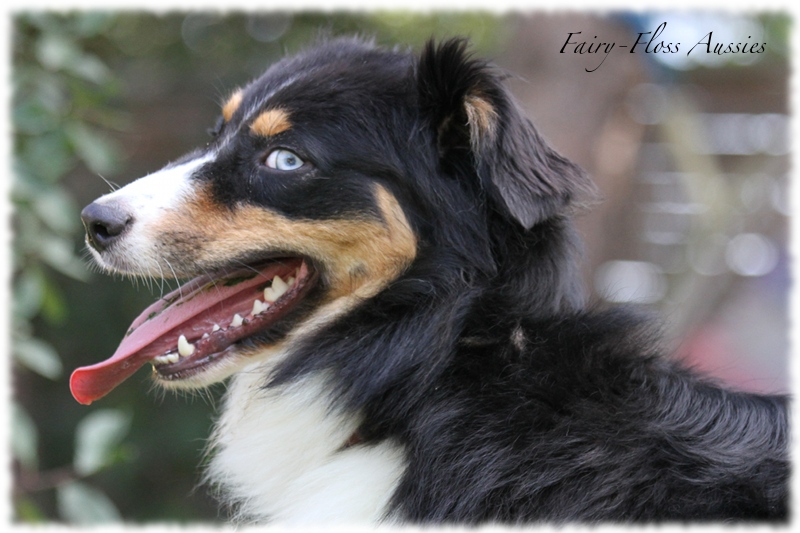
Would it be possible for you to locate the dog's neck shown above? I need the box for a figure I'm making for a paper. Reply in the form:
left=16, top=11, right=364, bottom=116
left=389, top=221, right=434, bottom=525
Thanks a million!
left=206, top=364, right=404, bottom=524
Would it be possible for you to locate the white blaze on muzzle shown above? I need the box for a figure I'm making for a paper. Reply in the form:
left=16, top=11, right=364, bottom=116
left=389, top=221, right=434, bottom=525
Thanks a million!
left=82, top=153, right=213, bottom=275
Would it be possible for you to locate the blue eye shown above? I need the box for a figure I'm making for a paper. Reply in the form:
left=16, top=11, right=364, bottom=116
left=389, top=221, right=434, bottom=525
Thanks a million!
left=265, top=149, right=304, bottom=171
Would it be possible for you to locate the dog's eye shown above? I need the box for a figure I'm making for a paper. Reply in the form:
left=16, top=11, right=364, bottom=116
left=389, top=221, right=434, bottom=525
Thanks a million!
left=265, top=149, right=304, bottom=171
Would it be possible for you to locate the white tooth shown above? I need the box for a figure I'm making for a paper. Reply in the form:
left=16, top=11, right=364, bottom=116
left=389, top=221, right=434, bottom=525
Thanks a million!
left=264, top=276, right=289, bottom=302
left=231, top=313, right=244, bottom=328
left=273, top=274, right=289, bottom=292
left=202, top=333, right=210, bottom=339
left=178, top=335, right=195, bottom=357
left=252, top=299, right=266, bottom=315
left=155, top=351, right=181, bottom=365
left=263, top=287, right=277, bottom=302
left=212, top=324, right=221, bottom=332
left=287, top=276, right=295, bottom=287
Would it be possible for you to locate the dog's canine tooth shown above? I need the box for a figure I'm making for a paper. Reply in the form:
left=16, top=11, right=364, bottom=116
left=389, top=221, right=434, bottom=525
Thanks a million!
left=272, top=274, right=289, bottom=292
left=178, top=334, right=195, bottom=357
left=230, top=314, right=244, bottom=328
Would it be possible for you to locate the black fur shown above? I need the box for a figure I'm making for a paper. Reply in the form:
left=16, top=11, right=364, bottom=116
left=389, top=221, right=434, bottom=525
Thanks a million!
left=252, top=37, right=789, bottom=522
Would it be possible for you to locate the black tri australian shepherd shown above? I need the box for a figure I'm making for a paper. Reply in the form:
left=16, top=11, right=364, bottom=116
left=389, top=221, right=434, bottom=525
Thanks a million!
left=71, top=37, right=789, bottom=523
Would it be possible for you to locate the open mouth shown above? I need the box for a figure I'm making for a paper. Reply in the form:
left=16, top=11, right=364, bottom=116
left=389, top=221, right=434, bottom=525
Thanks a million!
left=70, top=258, right=317, bottom=405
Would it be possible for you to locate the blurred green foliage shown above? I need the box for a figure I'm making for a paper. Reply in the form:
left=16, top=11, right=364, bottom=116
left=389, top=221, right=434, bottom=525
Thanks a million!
left=12, top=12, right=131, bottom=524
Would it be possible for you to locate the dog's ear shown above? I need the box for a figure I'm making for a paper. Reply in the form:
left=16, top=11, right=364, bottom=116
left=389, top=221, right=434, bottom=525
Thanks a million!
left=417, top=39, right=594, bottom=229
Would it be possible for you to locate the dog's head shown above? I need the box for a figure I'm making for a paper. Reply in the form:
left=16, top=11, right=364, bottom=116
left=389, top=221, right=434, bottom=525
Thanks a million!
left=70, top=37, right=591, bottom=404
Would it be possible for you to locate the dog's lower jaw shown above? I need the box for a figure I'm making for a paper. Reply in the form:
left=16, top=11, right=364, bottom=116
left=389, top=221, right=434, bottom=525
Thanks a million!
left=153, top=342, right=285, bottom=391
left=206, top=366, right=405, bottom=524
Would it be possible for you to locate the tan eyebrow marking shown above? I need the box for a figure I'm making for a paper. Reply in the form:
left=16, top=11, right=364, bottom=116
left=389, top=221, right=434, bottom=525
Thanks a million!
left=250, top=108, right=292, bottom=138
left=222, top=89, right=243, bottom=122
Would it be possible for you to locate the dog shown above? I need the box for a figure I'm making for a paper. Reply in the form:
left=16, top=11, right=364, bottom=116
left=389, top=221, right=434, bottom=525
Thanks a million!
left=71, top=37, right=788, bottom=523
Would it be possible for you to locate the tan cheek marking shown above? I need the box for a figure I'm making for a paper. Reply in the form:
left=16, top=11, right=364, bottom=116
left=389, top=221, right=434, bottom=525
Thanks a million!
left=222, top=89, right=243, bottom=122
left=155, top=185, right=417, bottom=302
left=250, top=109, right=292, bottom=138
left=372, top=184, right=418, bottom=283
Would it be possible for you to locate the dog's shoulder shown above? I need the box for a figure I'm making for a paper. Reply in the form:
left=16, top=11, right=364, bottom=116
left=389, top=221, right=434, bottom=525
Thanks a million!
left=388, top=307, right=789, bottom=521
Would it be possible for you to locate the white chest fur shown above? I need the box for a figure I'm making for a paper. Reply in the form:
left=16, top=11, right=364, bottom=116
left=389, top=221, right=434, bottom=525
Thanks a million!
left=206, top=366, right=405, bottom=524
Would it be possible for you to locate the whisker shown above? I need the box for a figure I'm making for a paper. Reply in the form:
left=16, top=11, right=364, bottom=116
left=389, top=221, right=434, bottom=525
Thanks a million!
left=96, top=173, right=121, bottom=192
left=163, top=259, right=183, bottom=299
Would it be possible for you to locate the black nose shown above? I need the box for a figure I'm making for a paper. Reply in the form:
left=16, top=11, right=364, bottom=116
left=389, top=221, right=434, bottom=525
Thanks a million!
left=81, top=202, right=133, bottom=252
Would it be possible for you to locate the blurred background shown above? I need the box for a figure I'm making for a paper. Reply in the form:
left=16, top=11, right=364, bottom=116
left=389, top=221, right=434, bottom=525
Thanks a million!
left=11, top=11, right=790, bottom=524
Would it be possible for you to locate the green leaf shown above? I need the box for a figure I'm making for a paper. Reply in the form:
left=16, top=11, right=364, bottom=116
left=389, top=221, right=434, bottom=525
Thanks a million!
left=65, top=53, right=112, bottom=85
left=13, top=336, right=63, bottom=379
left=19, top=131, right=75, bottom=184
left=31, top=70, right=70, bottom=116
left=72, top=13, right=115, bottom=37
left=17, top=12, right=62, bottom=35
left=34, top=31, right=111, bottom=84
left=34, top=187, right=81, bottom=234
left=74, top=409, right=132, bottom=476
left=35, top=234, right=91, bottom=281
left=12, top=209, right=45, bottom=263
left=40, top=274, right=68, bottom=325
left=13, top=69, right=70, bottom=123
left=13, top=269, right=45, bottom=319
left=14, top=496, right=47, bottom=523
left=35, top=34, right=81, bottom=72
left=57, top=481, right=122, bottom=524
left=13, top=100, right=59, bottom=135
left=12, top=403, right=39, bottom=470
left=64, top=122, right=120, bottom=175
left=11, top=159, right=35, bottom=199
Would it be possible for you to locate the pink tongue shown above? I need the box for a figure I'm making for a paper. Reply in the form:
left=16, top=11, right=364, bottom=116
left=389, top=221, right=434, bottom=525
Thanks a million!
left=70, top=261, right=300, bottom=405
